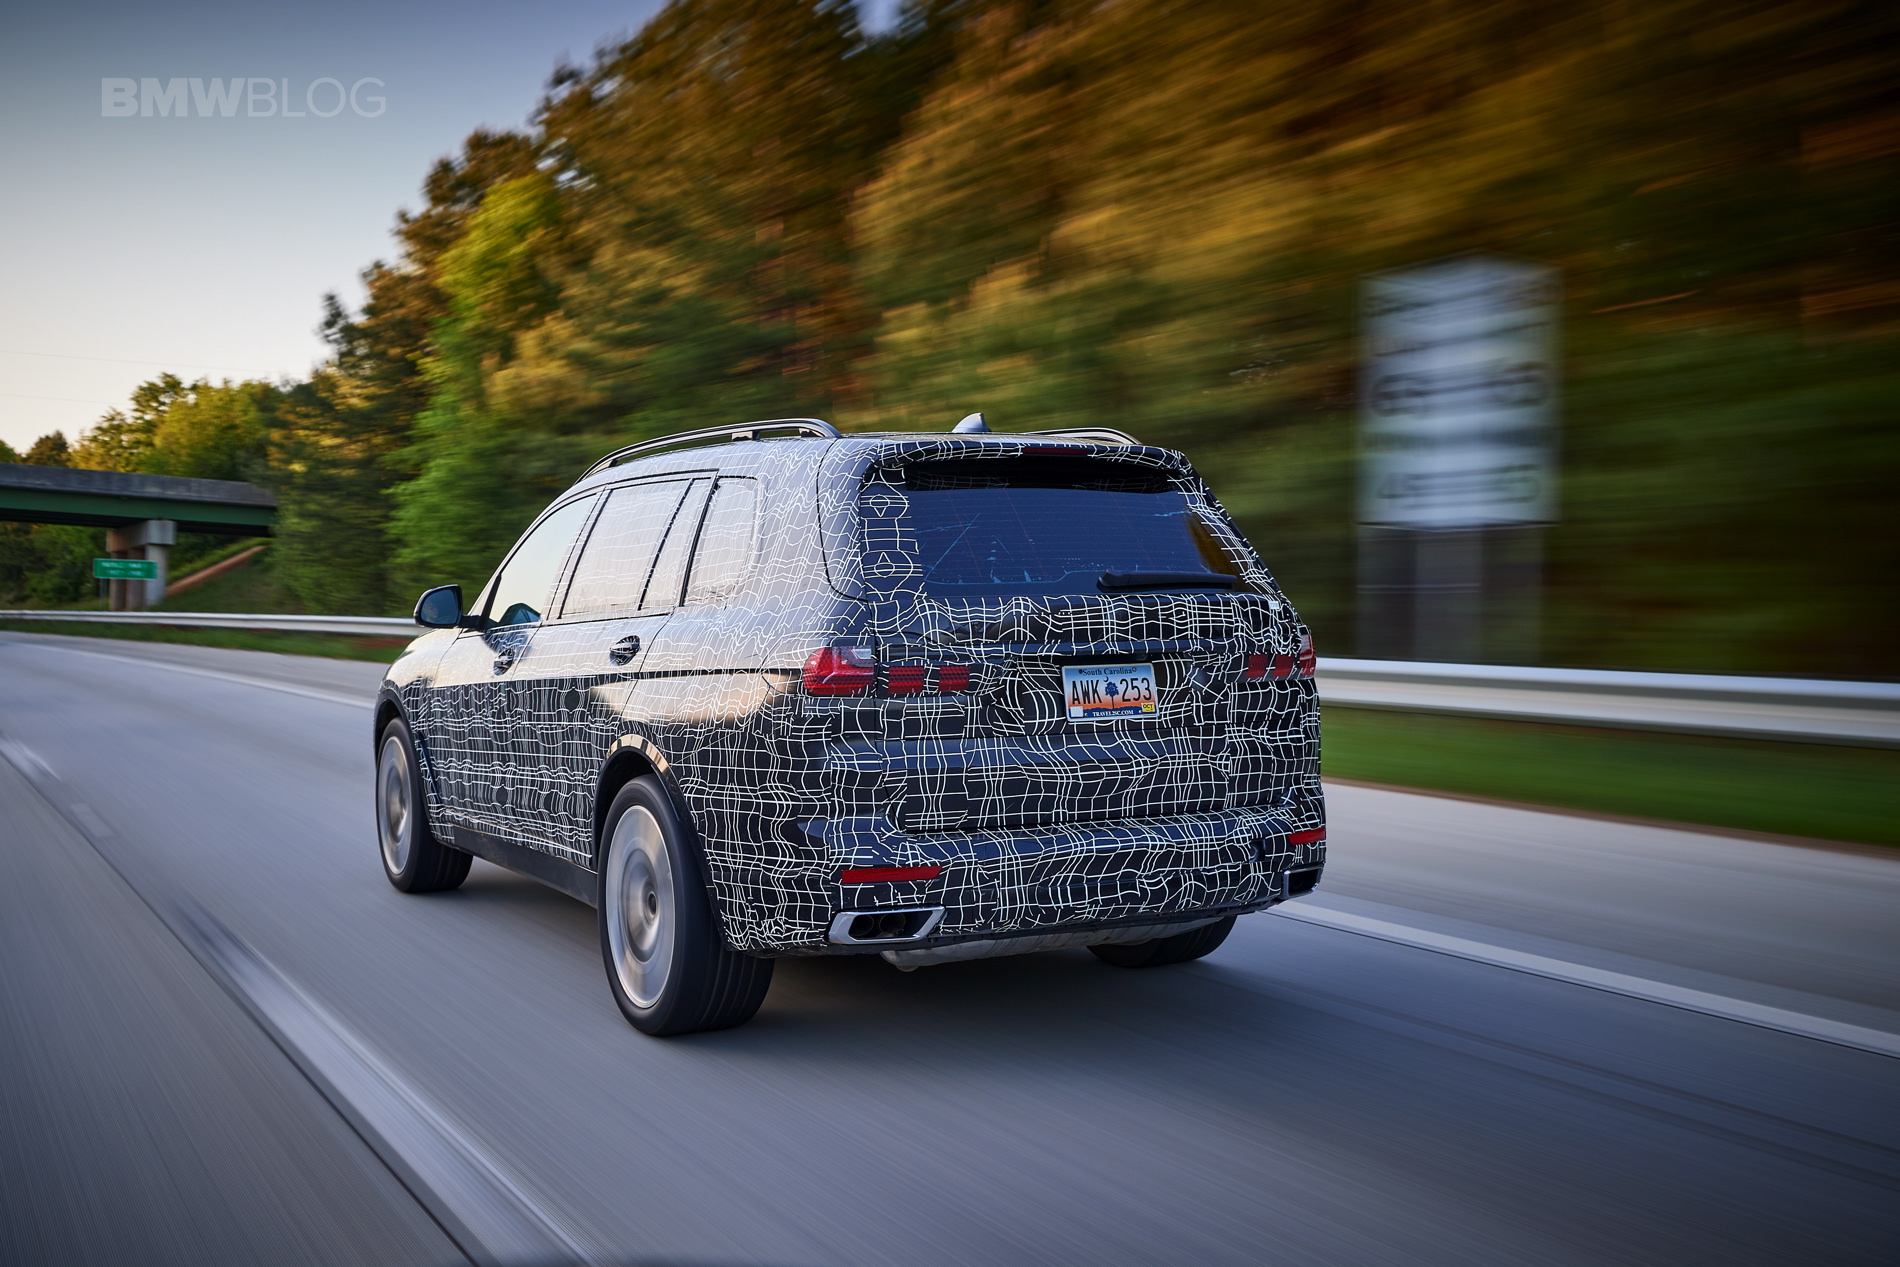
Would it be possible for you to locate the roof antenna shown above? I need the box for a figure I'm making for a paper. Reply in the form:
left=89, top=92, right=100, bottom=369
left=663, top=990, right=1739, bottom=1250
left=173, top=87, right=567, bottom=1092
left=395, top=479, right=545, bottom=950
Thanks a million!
left=952, top=412, right=989, bottom=433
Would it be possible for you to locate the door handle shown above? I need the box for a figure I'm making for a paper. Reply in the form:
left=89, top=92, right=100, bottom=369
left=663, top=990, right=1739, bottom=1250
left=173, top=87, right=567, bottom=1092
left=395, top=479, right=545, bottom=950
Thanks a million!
left=492, top=646, right=520, bottom=675
left=608, top=635, right=642, bottom=666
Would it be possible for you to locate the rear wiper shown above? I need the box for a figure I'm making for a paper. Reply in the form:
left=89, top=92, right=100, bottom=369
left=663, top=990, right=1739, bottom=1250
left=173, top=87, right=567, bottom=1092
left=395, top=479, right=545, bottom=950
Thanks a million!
left=1098, top=571, right=1241, bottom=591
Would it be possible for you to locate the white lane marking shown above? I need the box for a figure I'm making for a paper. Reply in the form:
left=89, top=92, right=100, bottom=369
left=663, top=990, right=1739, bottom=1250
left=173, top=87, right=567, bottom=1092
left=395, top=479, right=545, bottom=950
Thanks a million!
left=178, top=905, right=598, bottom=1266
left=0, top=733, right=595, bottom=1265
left=1275, top=903, right=1900, bottom=1060
left=0, top=736, right=54, bottom=779
left=0, top=637, right=372, bottom=708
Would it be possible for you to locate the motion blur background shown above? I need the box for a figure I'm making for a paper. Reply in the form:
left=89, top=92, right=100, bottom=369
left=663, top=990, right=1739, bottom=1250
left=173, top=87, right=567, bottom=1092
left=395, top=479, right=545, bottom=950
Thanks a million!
left=1, top=10, right=1897, bottom=1260
left=4, top=0, right=1894, bottom=676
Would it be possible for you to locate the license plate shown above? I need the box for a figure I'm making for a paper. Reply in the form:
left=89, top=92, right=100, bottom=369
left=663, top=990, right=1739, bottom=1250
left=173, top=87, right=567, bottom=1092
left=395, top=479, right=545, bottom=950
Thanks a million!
left=1062, top=662, right=1158, bottom=721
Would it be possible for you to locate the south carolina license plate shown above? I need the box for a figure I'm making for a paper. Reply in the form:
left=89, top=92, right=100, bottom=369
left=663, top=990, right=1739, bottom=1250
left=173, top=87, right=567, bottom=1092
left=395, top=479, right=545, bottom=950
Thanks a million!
left=1062, top=662, right=1158, bottom=720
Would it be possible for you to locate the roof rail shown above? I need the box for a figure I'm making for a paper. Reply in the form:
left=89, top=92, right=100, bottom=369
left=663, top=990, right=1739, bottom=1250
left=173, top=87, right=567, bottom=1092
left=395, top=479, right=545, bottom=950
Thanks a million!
left=579, top=418, right=842, bottom=480
left=1024, top=427, right=1140, bottom=446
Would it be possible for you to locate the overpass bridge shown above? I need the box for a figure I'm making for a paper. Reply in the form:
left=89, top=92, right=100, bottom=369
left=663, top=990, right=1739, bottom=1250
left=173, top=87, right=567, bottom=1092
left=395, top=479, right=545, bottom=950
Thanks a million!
left=0, top=462, right=275, bottom=609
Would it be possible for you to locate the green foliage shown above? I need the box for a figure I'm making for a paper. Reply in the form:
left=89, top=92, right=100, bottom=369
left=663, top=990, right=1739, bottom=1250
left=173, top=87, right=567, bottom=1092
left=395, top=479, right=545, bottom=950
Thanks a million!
left=152, top=545, right=293, bottom=614
left=269, top=375, right=402, bottom=614
left=22, top=432, right=72, bottom=466
left=28, top=0, right=1898, bottom=670
left=388, top=172, right=573, bottom=593
left=0, top=621, right=407, bottom=663
left=18, top=525, right=105, bottom=606
left=65, top=375, right=278, bottom=482
left=142, top=382, right=277, bottom=483
left=71, top=374, right=187, bottom=471
left=847, top=0, right=1900, bottom=674
left=386, top=0, right=905, bottom=596
left=1, top=421, right=104, bottom=603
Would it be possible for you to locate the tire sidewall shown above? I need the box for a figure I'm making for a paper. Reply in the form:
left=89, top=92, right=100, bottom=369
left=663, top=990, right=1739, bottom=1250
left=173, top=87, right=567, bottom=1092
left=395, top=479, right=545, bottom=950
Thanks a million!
left=597, top=776, right=716, bottom=1034
left=377, top=716, right=437, bottom=888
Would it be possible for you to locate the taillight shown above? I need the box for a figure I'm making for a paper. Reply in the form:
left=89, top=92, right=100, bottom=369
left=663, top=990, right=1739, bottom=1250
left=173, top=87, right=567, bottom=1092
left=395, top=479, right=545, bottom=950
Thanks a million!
left=883, top=663, right=973, bottom=695
left=803, top=645, right=875, bottom=695
left=805, top=650, right=974, bottom=697
left=1254, top=653, right=1314, bottom=683
left=1287, top=828, right=1326, bottom=846
left=888, top=665, right=929, bottom=695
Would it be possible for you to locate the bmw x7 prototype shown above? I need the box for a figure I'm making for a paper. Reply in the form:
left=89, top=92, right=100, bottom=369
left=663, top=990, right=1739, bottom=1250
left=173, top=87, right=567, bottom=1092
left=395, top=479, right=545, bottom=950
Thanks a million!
left=375, top=417, right=1324, bottom=1034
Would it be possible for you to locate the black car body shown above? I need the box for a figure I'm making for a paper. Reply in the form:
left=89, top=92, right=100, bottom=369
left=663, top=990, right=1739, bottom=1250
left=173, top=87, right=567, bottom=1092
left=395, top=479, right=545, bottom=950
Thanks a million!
left=375, top=421, right=1323, bottom=1032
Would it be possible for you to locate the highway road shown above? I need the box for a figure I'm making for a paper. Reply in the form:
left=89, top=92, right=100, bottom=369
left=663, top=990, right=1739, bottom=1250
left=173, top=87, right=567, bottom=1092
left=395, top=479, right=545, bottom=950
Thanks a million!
left=1, top=630, right=1896, bottom=1266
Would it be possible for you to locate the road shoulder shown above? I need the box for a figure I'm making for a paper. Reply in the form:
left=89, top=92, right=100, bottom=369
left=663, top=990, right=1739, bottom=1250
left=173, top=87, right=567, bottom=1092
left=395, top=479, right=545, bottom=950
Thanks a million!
left=0, top=747, right=457, bottom=1266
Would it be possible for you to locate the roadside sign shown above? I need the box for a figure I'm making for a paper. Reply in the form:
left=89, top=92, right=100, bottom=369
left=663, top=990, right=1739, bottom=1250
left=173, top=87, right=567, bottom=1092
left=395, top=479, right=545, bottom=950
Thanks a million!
left=1359, top=256, right=1560, bottom=527
left=93, top=558, right=159, bottom=580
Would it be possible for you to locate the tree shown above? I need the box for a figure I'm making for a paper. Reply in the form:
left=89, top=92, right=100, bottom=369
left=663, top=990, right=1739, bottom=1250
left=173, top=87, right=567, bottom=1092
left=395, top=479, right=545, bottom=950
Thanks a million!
left=70, top=374, right=190, bottom=471
left=22, top=432, right=72, bottom=466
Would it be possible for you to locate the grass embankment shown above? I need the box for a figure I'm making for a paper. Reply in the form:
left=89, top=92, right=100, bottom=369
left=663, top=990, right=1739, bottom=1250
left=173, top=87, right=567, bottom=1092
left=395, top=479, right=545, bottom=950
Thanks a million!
left=1323, top=706, right=1900, bottom=847
left=0, top=620, right=409, bottom=663
left=1, top=547, right=410, bottom=663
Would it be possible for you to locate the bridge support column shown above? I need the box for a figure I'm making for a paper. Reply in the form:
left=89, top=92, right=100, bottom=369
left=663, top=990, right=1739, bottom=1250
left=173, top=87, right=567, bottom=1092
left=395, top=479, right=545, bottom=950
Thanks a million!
left=105, top=519, right=175, bottom=611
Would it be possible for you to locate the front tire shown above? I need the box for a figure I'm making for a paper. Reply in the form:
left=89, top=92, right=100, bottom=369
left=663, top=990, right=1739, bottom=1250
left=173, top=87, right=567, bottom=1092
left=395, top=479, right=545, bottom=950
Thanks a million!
left=598, top=777, right=772, bottom=1036
left=376, top=717, right=471, bottom=893
left=1089, top=916, right=1235, bottom=968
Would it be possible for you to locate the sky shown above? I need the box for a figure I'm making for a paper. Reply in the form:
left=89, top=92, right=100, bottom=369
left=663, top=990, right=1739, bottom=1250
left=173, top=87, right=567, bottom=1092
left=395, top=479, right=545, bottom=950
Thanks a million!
left=0, top=0, right=903, bottom=455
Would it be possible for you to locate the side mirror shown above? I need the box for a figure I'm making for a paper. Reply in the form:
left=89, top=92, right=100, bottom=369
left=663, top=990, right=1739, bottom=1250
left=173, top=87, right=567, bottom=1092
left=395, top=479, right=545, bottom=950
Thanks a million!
left=413, top=584, right=464, bottom=629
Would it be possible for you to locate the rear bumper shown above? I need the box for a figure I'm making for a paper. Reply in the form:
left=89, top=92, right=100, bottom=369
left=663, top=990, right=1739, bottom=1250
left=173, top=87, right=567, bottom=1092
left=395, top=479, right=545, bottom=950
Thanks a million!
left=773, top=799, right=1324, bottom=955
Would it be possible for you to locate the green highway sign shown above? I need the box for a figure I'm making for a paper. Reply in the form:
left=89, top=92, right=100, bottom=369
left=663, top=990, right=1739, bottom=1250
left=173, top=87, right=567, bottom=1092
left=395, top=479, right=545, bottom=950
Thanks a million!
left=93, top=557, right=159, bottom=580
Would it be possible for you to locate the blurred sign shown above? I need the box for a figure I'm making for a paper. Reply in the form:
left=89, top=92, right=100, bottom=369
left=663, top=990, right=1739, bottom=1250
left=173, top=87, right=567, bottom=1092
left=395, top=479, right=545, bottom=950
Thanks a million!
left=93, top=558, right=158, bottom=580
left=1359, top=256, right=1560, bottom=526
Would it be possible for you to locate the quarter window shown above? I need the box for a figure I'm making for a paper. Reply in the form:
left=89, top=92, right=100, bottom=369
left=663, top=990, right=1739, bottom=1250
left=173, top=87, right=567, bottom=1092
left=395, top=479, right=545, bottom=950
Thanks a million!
left=685, top=478, right=758, bottom=604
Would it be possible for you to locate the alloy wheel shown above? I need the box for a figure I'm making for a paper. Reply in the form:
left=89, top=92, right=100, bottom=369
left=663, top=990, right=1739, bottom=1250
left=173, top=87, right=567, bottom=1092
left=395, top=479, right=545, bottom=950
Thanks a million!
left=606, top=805, right=675, bottom=1008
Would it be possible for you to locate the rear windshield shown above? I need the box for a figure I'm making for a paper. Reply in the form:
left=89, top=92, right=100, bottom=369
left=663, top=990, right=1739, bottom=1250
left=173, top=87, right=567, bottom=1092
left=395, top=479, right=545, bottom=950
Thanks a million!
left=859, top=457, right=1247, bottom=597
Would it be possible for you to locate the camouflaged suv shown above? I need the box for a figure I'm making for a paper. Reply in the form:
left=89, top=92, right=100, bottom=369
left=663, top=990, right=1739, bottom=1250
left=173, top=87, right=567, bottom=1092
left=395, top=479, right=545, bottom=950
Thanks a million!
left=375, top=417, right=1324, bottom=1035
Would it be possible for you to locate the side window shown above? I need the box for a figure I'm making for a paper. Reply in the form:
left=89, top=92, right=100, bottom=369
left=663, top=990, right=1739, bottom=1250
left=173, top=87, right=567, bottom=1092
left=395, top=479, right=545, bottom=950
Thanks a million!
left=640, top=479, right=712, bottom=611
left=483, top=495, right=597, bottom=628
left=685, top=478, right=758, bottom=604
left=561, top=481, right=691, bottom=619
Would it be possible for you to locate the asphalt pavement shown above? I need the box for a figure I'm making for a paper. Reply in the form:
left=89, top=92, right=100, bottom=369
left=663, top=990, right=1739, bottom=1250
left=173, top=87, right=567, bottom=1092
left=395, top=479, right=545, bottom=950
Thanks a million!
left=2, top=630, right=1896, bottom=1266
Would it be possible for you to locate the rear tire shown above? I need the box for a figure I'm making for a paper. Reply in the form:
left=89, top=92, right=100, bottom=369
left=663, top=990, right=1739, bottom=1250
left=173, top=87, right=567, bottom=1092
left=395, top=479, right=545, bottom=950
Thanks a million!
left=598, top=776, right=773, bottom=1036
left=1089, top=916, right=1235, bottom=968
left=376, top=717, right=471, bottom=894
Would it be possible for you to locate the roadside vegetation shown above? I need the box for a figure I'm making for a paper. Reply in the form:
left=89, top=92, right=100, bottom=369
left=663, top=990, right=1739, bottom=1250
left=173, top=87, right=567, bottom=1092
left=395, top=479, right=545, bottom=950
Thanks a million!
left=0, top=544, right=406, bottom=661
left=0, top=622, right=407, bottom=664
left=1, top=0, right=1890, bottom=679
left=1324, top=707, right=1900, bottom=847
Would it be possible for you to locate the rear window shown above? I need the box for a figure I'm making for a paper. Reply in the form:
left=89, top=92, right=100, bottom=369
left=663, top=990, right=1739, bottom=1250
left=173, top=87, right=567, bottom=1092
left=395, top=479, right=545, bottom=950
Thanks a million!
left=859, top=457, right=1247, bottom=597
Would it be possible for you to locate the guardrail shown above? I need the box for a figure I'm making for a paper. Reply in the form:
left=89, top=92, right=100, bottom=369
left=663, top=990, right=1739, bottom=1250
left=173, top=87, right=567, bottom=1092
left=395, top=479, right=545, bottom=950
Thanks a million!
left=1317, top=657, right=1900, bottom=747
left=3, top=610, right=1895, bottom=746
left=0, top=609, right=413, bottom=638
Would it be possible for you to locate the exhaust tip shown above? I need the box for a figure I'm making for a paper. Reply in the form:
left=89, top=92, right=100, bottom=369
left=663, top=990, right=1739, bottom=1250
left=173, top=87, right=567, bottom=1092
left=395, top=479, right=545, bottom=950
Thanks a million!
left=827, top=907, right=945, bottom=945
left=1284, top=867, right=1322, bottom=898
